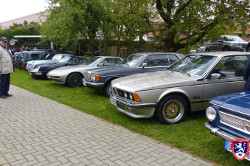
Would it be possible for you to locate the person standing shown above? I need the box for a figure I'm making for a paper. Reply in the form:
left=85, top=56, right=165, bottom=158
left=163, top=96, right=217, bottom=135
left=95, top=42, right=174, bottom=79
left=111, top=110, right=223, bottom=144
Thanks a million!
left=0, top=37, right=14, bottom=99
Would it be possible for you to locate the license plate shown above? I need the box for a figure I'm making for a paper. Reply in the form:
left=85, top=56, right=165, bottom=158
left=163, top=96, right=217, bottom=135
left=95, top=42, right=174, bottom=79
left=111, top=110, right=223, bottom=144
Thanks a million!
left=35, top=72, right=42, bottom=75
left=224, top=140, right=231, bottom=151
left=110, top=97, right=117, bottom=106
left=82, top=78, right=86, bottom=86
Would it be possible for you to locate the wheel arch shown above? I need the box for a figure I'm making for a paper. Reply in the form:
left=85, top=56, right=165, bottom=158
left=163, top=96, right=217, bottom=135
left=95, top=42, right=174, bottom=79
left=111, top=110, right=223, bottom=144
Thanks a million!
left=156, top=90, right=191, bottom=113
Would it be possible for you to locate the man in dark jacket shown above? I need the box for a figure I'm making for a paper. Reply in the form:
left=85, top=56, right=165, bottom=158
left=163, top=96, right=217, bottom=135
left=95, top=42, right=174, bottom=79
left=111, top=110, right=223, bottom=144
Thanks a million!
left=244, top=57, right=250, bottom=91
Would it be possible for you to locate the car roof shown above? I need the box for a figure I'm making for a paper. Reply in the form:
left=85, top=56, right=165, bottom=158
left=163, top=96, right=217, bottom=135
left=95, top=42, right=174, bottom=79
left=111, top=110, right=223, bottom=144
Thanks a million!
left=95, top=56, right=122, bottom=58
left=192, top=51, right=250, bottom=57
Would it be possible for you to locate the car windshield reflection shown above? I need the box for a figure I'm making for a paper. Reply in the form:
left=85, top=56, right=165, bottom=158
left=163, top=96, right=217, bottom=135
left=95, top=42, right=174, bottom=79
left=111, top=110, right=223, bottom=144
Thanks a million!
left=167, top=55, right=217, bottom=76
left=57, top=56, right=72, bottom=63
left=122, top=54, right=145, bottom=67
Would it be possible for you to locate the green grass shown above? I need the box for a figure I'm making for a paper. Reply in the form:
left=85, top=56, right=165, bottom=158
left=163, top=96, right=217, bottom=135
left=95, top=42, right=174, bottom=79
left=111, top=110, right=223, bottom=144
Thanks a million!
left=11, top=69, right=248, bottom=166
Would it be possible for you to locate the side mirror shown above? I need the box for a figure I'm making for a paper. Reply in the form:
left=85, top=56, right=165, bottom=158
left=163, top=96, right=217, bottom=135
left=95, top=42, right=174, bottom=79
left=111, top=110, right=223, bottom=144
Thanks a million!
left=211, top=73, right=221, bottom=80
left=217, top=40, right=223, bottom=44
left=142, top=63, right=147, bottom=68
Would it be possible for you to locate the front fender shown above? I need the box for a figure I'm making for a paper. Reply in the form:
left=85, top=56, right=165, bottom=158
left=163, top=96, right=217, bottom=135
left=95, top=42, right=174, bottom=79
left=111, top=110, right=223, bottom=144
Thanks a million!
left=157, top=88, right=191, bottom=103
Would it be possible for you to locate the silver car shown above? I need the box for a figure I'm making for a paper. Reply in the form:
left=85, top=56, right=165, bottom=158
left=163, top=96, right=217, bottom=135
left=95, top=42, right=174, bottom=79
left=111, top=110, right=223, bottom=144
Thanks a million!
left=47, top=56, right=123, bottom=87
left=110, top=52, right=250, bottom=124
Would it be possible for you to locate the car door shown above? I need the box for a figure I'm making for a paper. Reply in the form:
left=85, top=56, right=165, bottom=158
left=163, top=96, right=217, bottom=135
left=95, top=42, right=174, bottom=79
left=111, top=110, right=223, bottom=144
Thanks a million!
left=203, top=55, right=247, bottom=109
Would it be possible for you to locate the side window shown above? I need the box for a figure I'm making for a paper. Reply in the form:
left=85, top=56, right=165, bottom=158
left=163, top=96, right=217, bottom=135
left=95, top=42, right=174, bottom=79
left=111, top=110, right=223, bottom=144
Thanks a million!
left=101, top=58, right=115, bottom=66
left=168, top=55, right=179, bottom=65
left=115, top=58, right=123, bottom=64
left=31, top=54, right=39, bottom=60
left=145, top=54, right=170, bottom=67
left=79, top=59, right=86, bottom=64
left=213, top=56, right=247, bottom=78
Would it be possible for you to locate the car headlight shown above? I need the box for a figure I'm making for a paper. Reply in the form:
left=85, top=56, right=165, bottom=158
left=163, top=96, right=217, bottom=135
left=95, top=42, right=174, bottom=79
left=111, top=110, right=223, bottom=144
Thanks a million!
left=206, top=106, right=217, bottom=121
left=91, top=74, right=100, bottom=81
left=32, top=66, right=40, bottom=72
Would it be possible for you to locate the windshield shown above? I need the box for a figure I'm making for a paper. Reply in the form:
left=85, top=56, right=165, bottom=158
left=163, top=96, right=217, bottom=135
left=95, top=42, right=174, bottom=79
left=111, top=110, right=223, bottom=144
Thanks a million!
left=221, top=35, right=245, bottom=42
left=85, top=57, right=101, bottom=65
left=168, top=55, right=218, bottom=76
left=122, top=54, right=145, bottom=67
left=52, top=54, right=63, bottom=61
left=57, top=56, right=71, bottom=63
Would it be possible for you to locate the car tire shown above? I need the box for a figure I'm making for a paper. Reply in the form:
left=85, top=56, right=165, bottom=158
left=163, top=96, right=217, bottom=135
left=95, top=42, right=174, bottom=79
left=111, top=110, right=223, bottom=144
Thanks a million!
left=66, top=73, right=82, bottom=88
left=17, top=62, right=24, bottom=70
left=223, top=46, right=230, bottom=51
left=155, top=94, right=188, bottom=124
left=246, top=43, right=250, bottom=52
left=23, top=63, right=28, bottom=71
left=104, top=80, right=112, bottom=97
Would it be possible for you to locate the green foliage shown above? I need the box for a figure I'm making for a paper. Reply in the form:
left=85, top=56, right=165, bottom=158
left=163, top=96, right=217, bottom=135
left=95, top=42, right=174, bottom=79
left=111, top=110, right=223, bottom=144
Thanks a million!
left=11, top=69, right=249, bottom=166
left=0, top=21, right=41, bottom=40
left=155, top=0, right=250, bottom=53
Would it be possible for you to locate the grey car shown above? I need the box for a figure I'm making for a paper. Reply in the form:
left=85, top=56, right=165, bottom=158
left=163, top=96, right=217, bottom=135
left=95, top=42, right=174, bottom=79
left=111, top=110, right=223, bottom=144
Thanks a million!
left=205, top=35, right=248, bottom=52
left=47, top=56, right=123, bottom=87
left=110, top=52, right=250, bottom=124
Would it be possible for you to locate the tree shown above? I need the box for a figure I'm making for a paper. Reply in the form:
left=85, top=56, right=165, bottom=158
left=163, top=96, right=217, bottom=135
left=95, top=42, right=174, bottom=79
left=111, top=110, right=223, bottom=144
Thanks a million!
left=154, top=0, right=250, bottom=52
left=41, top=0, right=109, bottom=55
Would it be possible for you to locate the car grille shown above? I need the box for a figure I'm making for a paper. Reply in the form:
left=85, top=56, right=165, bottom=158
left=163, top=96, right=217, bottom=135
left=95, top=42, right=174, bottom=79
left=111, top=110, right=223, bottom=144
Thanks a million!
left=219, top=111, right=250, bottom=134
left=112, top=87, right=134, bottom=102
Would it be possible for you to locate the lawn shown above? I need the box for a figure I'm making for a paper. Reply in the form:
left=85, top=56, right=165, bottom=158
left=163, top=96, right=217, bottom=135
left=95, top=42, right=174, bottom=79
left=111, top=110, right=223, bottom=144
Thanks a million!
left=11, top=69, right=248, bottom=166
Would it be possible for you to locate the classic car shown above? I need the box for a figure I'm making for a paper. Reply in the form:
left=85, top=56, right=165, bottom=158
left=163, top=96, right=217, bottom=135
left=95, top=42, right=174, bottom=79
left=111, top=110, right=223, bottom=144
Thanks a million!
left=16, top=51, right=46, bottom=70
left=29, top=56, right=88, bottom=79
left=47, top=56, right=123, bottom=87
left=26, top=53, right=72, bottom=71
left=205, top=35, right=248, bottom=52
left=84, top=52, right=184, bottom=97
left=205, top=92, right=250, bottom=161
left=110, top=52, right=250, bottom=124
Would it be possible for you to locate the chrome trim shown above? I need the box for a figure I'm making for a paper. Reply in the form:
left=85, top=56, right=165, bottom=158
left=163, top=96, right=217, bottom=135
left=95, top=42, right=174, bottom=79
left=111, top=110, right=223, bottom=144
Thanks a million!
left=219, top=111, right=250, bottom=135
left=211, top=103, right=250, bottom=116
left=205, top=122, right=236, bottom=142
left=86, top=81, right=104, bottom=87
left=111, top=96, right=156, bottom=108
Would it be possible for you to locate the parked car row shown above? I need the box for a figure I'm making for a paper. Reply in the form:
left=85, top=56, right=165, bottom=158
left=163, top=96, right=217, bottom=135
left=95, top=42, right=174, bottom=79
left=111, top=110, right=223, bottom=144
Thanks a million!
left=19, top=51, right=250, bottom=161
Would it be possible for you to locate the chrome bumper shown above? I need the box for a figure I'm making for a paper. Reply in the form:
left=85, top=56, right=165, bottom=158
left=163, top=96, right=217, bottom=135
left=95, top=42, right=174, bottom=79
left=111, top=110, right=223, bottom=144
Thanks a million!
left=205, top=122, right=237, bottom=142
left=110, top=95, right=156, bottom=118
left=86, top=81, right=104, bottom=88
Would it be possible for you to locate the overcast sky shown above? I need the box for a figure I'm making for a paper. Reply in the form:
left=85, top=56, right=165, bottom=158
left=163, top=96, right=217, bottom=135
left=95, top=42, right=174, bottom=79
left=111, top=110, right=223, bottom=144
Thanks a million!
left=0, top=0, right=49, bottom=23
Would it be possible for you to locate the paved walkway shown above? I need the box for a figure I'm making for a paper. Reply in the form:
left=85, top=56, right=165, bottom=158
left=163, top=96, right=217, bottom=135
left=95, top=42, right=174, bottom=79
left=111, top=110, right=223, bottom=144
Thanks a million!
left=0, top=85, right=215, bottom=166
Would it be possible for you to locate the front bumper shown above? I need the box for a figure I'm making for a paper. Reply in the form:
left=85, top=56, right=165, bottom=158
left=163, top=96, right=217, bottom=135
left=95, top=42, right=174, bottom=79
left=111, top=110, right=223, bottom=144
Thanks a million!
left=47, top=75, right=67, bottom=84
left=205, top=122, right=250, bottom=161
left=30, top=71, right=47, bottom=78
left=110, top=95, right=156, bottom=118
left=86, top=81, right=104, bottom=91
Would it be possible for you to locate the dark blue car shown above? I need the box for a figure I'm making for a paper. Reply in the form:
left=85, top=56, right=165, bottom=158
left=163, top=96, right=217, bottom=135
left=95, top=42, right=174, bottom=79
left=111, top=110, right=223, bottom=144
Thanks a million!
left=84, top=52, right=184, bottom=97
left=205, top=92, right=250, bottom=161
left=29, top=56, right=88, bottom=79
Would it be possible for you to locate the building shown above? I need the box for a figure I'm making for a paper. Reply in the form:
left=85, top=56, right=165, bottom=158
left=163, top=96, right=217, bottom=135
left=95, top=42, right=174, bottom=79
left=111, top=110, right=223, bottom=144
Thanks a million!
left=0, top=11, right=49, bottom=30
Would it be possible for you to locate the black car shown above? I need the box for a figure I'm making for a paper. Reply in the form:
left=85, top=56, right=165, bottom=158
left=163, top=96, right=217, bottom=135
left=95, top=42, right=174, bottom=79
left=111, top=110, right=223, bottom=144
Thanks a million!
left=29, top=56, right=88, bottom=79
left=83, top=52, right=184, bottom=97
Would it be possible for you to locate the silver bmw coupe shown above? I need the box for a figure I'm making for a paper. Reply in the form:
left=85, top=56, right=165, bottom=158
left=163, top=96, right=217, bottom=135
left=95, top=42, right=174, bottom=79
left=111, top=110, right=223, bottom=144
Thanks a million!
left=110, top=52, right=250, bottom=124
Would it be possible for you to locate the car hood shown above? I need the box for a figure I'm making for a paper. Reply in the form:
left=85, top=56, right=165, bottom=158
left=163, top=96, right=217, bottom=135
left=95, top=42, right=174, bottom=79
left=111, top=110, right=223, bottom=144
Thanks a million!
left=87, top=65, right=129, bottom=74
left=112, top=70, right=201, bottom=92
left=48, top=64, right=97, bottom=76
left=28, top=60, right=57, bottom=65
left=210, top=92, right=250, bottom=115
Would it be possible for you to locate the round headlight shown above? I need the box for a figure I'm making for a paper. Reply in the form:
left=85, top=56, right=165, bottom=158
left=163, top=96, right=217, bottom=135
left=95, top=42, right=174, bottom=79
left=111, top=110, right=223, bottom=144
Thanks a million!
left=206, top=106, right=217, bottom=121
